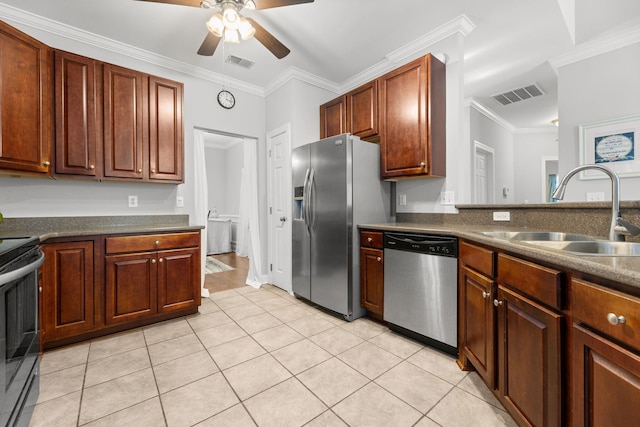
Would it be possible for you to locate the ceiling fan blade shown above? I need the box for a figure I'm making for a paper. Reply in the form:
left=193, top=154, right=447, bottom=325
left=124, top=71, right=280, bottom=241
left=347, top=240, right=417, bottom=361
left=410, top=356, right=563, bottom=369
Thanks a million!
left=252, top=0, right=313, bottom=10
left=197, top=32, right=221, bottom=56
left=246, top=18, right=290, bottom=59
left=135, top=0, right=204, bottom=7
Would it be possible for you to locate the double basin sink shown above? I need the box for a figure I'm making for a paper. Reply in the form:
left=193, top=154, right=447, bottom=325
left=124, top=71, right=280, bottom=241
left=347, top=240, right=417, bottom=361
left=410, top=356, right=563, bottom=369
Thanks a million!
left=480, top=231, right=640, bottom=256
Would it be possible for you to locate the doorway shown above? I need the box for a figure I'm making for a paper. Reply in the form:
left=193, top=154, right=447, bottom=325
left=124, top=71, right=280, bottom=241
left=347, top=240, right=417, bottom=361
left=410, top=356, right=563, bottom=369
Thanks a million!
left=473, top=140, right=495, bottom=204
left=541, top=156, right=559, bottom=202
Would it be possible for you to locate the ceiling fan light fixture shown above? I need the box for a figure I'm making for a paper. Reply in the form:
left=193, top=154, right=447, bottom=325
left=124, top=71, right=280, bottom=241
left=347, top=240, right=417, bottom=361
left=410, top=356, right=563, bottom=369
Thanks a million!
left=222, top=6, right=241, bottom=30
left=244, top=0, right=256, bottom=10
left=206, top=13, right=224, bottom=37
left=238, top=18, right=256, bottom=40
left=224, top=28, right=240, bottom=43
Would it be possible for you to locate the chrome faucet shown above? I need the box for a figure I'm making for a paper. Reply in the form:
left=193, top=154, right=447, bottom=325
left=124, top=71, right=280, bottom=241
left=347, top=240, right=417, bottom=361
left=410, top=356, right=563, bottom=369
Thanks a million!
left=552, top=164, right=640, bottom=241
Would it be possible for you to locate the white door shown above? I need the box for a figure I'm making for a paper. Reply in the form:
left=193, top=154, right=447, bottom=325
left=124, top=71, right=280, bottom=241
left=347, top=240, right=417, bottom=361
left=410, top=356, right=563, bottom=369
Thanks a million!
left=474, top=141, right=495, bottom=204
left=475, top=151, right=488, bottom=204
left=267, top=124, right=292, bottom=292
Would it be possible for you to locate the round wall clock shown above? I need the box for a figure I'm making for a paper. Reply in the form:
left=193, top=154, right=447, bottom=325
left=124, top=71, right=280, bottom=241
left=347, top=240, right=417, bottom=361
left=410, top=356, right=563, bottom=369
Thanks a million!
left=217, top=89, right=235, bottom=109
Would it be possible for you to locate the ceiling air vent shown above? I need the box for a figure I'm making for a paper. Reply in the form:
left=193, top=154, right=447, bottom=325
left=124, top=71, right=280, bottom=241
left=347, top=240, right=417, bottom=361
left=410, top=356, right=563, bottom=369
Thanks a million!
left=226, top=55, right=255, bottom=69
left=491, top=83, right=545, bottom=106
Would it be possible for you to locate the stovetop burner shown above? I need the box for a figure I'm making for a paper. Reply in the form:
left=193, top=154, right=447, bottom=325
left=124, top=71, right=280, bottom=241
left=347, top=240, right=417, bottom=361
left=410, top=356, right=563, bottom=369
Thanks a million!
left=0, top=237, right=40, bottom=268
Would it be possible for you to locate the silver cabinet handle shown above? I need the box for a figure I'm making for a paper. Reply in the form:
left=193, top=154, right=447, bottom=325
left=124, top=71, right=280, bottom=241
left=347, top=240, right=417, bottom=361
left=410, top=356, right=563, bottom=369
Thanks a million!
left=89, top=165, right=95, bottom=170
left=493, top=299, right=503, bottom=307
left=43, top=161, right=51, bottom=166
left=376, top=257, right=382, bottom=262
left=419, top=162, right=425, bottom=167
left=482, top=291, right=489, bottom=299
left=151, top=259, right=156, bottom=264
left=367, top=237, right=373, bottom=242
left=159, top=258, right=163, bottom=263
left=155, top=241, right=160, bottom=246
left=138, top=169, right=142, bottom=173
left=607, top=313, right=626, bottom=326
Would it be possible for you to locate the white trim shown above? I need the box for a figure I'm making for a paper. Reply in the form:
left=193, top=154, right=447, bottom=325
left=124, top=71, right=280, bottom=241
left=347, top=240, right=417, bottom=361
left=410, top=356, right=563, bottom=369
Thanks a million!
left=264, top=67, right=339, bottom=97
left=466, top=99, right=516, bottom=132
left=473, top=141, right=495, bottom=204
left=550, top=23, right=640, bottom=70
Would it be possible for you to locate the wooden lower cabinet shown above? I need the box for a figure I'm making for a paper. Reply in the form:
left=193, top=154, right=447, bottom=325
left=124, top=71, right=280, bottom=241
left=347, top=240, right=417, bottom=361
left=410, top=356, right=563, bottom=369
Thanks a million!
left=41, top=240, right=96, bottom=342
left=459, top=265, right=495, bottom=388
left=40, top=231, right=200, bottom=349
left=359, top=247, right=384, bottom=318
left=496, top=285, right=563, bottom=426
left=572, top=324, right=640, bottom=426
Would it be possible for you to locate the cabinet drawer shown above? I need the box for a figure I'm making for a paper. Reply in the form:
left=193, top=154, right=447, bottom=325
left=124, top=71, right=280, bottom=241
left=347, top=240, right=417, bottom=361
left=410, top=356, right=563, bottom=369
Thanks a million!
left=360, top=231, right=383, bottom=249
left=572, top=278, right=640, bottom=351
left=497, top=253, right=563, bottom=310
left=105, top=232, right=200, bottom=254
left=460, top=241, right=494, bottom=277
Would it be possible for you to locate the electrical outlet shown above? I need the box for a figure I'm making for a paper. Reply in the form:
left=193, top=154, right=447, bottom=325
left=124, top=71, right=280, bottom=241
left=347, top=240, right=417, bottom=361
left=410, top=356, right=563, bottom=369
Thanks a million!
left=441, top=191, right=455, bottom=205
left=586, top=192, right=605, bottom=201
left=128, top=195, right=138, bottom=208
left=399, top=194, right=407, bottom=206
left=493, top=211, right=510, bottom=221
left=176, top=196, right=184, bottom=208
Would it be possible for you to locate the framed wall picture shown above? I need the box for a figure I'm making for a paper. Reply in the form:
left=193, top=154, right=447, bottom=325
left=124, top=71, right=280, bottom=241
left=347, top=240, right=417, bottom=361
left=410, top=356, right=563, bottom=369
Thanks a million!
left=579, top=114, right=640, bottom=180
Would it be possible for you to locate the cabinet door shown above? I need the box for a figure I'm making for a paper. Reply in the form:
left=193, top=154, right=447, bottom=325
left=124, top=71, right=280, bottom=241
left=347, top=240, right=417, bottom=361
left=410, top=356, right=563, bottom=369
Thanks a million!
left=0, top=21, right=52, bottom=175
left=149, top=76, right=183, bottom=182
left=103, top=64, right=146, bottom=180
left=54, top=50, right=99, bottom=177
left=41, top=241, right=95, bottom=341
left=378, top=54, right=445, bottom=179
left=347, top=81, right=378, bottom=140
left=459, top=266, right=495, bottom=388
left=320, top=96, right=346, bottom=139
left=572, top=324, right=640, bottom=427
left=360, top=247, right=384, bottom=318
left=105, top=252, right=157, bottom=324
left=157, top=248, right=199, bottom=314
left=496, top=285, right=563, bottom=427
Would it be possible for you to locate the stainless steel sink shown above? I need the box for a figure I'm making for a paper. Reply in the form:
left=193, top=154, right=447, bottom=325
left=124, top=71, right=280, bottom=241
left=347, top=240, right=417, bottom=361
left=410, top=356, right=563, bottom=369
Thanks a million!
left=521, top=240, right=640, bottom=256
left=480, top=231, right=601, bottom=241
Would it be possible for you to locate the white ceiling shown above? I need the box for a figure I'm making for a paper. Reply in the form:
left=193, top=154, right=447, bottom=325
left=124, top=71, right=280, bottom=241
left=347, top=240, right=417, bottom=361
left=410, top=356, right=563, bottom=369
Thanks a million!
left=2, top=0, right=639, bottom=130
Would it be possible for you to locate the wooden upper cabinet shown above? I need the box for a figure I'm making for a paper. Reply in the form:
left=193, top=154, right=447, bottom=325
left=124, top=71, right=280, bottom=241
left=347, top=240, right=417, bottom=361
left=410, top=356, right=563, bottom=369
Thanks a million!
left=320, top=81, right=379, bottom=141
left=54, top=50, right=100, bottom=177
left=0, top=21, right=52, bottom=175
left=103, top=63, right=146, bottom=180
left=320, top=96, right=346, bottom=139
left=378, top=54, right=446, bottom=180
left=149, top=76, right=184, bottom=182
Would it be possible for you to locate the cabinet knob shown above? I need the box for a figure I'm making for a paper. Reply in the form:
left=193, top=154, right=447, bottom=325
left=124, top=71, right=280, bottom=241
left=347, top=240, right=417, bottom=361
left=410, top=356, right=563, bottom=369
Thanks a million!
left=155, top=241, right=160, bottom=246
left=159, top=258, right=163, bottom=263
left=419, top=162, right=425, bottom=167
left=482, top=291, right=489, bottom=299
left=39, top=287, right=42, bottom=293
left=43, top=161, right=51, bottom=166
left=151, top=169, right=155, bottom=173
left=138, top=169, right=142, bottom=173
left=367, top=237, right=373, bottom=243
left=607, top=313, right=626, bottom=326
left=151, top=259, right=156, bottom=264
left=493, top=299, right=503, bottom=307
left=89, top=165, right=95, bottom=170
left=376, top=257, right=382, bottom=262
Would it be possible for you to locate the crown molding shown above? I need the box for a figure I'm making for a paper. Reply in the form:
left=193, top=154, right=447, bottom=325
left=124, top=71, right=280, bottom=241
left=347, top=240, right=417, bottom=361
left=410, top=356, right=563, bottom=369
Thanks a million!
left=0, top=3, right=265, bottom=97
left=550, top=23, right=640, bottom=70
left=264, top=66, right=339, bottom=97
left=466, top=99, right=516, bottom=133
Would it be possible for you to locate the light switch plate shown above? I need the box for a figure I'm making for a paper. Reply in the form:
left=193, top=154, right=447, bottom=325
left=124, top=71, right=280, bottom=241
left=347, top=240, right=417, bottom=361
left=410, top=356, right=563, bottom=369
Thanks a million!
left=586, top=192, right=605, bottom=201
left=493, top=211, right=510, bottom=221
left=441, top=191, right=455, bottom=205
left=176, top=196, right=184, bottom=208
left=399, top=194, right=407, bottom=206
left=128, top=195, right=138, bottom=208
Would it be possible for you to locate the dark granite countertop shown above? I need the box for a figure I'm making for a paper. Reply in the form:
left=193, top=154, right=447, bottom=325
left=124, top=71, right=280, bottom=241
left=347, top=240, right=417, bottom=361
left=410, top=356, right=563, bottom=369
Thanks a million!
left=0, top=215, right=204, bottom=242
left=360, top=222, right=640, bottom=293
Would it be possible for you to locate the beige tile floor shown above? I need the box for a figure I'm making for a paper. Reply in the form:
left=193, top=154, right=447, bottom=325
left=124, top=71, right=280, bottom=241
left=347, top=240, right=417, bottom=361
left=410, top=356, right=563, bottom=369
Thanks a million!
left=30, top=284, right=517, bottom=427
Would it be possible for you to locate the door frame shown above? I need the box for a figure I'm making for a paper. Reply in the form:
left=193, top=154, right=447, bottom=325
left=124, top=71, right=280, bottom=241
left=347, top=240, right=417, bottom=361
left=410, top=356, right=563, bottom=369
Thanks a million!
left=473, top=140, right=496, bottom=204
left=267, top=123, right=292, bottom=292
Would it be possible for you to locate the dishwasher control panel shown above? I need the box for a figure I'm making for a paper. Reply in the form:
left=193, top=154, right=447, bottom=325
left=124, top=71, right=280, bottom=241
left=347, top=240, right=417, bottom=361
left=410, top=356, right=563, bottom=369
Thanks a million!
left=383, top=232, right=458, bottom=258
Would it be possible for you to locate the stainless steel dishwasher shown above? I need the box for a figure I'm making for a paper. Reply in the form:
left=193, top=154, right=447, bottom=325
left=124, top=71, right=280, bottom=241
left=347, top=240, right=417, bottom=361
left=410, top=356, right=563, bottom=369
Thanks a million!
left=383, top=232, right=458, bottom=355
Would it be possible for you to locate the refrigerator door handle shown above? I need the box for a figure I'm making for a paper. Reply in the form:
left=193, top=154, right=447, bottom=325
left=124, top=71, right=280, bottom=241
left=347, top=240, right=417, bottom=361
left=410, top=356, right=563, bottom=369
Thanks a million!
left=302, top=168, right=311, bottom=233
left=308, top=168, right=316, bottom=233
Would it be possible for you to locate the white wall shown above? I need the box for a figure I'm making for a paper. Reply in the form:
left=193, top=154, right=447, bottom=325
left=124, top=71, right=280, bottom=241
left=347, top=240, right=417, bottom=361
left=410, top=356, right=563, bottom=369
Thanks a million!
left=205, top=146, right=227, bottom=215
left=513, top=131, right=559, bottom=203
left=224, top=143, right=243, bottom=215
left=557, top=42, right=640, bottom=201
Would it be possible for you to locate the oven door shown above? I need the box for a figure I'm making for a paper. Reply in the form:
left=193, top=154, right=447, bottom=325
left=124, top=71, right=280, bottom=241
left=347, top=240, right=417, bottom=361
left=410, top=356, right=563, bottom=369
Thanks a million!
left=0, top=248, right=44, bottom=427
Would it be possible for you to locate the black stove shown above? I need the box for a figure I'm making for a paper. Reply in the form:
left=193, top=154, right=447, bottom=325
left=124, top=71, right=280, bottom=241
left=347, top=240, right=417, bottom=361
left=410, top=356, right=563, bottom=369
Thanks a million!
left=0, top=237, right=39, bottom=269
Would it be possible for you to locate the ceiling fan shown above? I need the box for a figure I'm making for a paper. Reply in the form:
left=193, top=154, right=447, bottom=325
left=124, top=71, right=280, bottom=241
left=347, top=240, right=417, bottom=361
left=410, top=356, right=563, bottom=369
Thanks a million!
left=136, top=0, right=314, bottom=59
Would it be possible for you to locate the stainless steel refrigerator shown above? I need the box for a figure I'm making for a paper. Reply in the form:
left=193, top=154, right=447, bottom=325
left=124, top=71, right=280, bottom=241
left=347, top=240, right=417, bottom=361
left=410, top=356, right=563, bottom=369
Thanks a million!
left=292, top=134, right=390, bottom=320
